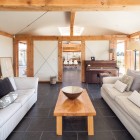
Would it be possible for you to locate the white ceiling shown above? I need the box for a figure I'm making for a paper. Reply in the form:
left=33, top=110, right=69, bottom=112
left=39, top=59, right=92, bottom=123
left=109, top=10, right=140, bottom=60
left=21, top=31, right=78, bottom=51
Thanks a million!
left=0, top=11, right=140, bottom=36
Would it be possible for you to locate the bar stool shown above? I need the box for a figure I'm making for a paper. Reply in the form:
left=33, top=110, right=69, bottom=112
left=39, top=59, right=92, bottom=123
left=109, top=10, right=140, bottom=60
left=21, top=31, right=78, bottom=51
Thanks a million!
left=99, top=72, right=111, bottom=85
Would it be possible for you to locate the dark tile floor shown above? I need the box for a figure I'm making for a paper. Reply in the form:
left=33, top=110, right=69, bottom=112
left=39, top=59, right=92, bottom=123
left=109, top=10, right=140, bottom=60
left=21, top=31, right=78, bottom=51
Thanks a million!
left=7, top=68, right=134, bottom=140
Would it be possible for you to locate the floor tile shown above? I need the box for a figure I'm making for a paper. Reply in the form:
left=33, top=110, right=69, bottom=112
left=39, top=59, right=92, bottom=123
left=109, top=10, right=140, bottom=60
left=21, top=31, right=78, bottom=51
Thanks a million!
left=41, top=132, right=77, bottom=140
left=103, top=117, right=126, bottom=131
left=27, top=118, right=56, bottom=131
left=13, top=118, right=31, bottom=132
left=63, top=116, right=87, bottom=131
left=112, top=130, right=134, bottom=140
left=7, top=132, right=42, bottom=140
left=78, top=132, right=115, bottom=140
left=99, top=107, right=116, bottom=117
left=25, top=107, right=50, bottom=118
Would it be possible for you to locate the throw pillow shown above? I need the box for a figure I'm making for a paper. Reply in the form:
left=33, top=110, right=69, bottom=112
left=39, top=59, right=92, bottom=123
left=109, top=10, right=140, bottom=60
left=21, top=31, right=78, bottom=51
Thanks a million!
left=120, top=75, right=134, bottom=92
left=127, top=69, right=140, bottom=91
left=0, top=92, right=18, bottom=109
left=0, top=78, right=14, bottom=98
left=114, top=80, right=127, bottom=93
left=128, top=90, right=140, bottom=107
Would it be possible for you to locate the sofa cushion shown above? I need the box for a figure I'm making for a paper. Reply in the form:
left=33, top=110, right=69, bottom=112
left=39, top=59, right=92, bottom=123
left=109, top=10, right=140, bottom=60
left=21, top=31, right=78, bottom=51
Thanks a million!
left=115, top=95, right=140, bottom=125
left=127, top=69, right=140, bottom=91
left=0, top=102, right=21, bottom=127
left=114, top=80, right=127, bottom=93
left=8, top=77, right=17, bottom=91
left=14, top=77, right=38, bottom=91
left=128, top=90, right=140, bottom=107
left=102, top=84, right=131, bottom=100
left=0, top=78, right=14, bottom=98
left=14, top=89, right=35, bottom=105
left=0, top=92, right=18, bottom=109
left=120, top=75, right=134, bottom=91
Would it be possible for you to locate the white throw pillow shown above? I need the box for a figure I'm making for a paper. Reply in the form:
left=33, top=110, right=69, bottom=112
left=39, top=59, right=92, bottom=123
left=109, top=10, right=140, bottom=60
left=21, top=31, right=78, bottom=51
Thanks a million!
left=128, top=90, right=140, bottom=107
left=113, top=80, right=127, bottom=93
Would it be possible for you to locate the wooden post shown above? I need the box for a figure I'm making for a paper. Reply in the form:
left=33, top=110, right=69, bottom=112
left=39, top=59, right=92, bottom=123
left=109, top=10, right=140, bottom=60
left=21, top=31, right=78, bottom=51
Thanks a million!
left=58, top=39, right=63, bottom=82
left=13, top=37, right=19, bottom=76
left=27, top=36, right=34, bottom=76
left=81, top=40, right=85, bottom=82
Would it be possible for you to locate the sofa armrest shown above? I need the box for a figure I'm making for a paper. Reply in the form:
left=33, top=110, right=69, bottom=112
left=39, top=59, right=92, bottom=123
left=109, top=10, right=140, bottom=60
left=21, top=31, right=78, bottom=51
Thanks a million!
left=103, top=76, right=121, bottom=84
left=14, top=77, right=39, bottom=92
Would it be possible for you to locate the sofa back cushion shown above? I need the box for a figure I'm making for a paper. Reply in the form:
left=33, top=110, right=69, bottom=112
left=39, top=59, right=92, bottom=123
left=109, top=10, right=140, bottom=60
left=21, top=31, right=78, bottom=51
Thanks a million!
left=0, top=78, right=14, bottom=98
left=127, top=69, right=140, bottom=92
left=120, top=75, right=134, bottom=92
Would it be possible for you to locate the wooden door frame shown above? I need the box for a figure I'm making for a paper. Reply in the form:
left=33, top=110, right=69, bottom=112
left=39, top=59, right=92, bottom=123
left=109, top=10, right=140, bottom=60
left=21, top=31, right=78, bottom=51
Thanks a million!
left=13, top=36, right=33, bottom=77
left=58, top=40, right=85, bottom=82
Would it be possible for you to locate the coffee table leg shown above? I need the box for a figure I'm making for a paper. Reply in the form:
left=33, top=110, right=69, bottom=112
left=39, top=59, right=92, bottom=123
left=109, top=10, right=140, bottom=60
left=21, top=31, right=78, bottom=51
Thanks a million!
left=56, top=116, right=62, bottom=135
left=87, top=116, right=94, bottom=135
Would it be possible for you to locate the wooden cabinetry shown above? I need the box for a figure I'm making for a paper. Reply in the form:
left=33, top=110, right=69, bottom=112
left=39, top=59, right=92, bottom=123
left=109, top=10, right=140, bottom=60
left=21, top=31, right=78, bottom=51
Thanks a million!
left=85, top=60, right=119, bottom=83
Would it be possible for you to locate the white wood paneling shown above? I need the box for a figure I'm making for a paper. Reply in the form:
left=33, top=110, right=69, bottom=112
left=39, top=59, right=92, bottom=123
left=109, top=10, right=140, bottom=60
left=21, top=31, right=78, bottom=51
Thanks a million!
left=0, top=35, right=13, bottom=57
left=34, top=41, right=58, bottom=81
left=85, top=41, right=109, bottom=60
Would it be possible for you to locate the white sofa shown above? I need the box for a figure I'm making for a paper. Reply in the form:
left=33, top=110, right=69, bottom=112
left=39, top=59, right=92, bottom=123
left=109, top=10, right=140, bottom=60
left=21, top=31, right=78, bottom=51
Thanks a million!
left=0, top=77, right=39, bottom=140
left=101, top=77, right=140, bottom=140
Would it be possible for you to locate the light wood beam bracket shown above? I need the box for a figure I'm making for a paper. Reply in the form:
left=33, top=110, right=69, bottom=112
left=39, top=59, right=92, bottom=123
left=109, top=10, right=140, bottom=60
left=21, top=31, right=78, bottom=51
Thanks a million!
left=70, top=12, right=75, bottom=36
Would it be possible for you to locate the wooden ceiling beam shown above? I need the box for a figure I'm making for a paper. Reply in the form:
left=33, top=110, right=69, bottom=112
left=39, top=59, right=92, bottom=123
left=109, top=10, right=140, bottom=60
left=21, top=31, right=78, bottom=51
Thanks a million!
left=70, top=12, right=75, bottom=36
left=0, top=30, right=13, bottom=38
left=0, top=0, right=140, bottom=11
left=129, top=31, right=140, bottom=38
left=30, top=35, right=128, bottom=41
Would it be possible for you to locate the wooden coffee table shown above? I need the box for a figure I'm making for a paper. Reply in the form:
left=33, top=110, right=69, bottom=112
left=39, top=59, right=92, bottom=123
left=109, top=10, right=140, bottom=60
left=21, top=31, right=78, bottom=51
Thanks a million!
left=54, top=89, right=96, bottom=135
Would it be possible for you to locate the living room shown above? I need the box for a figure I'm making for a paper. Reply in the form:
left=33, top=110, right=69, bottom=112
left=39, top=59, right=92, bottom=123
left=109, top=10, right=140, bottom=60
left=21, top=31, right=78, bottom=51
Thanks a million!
left=0, top=1, right=140, bottom=140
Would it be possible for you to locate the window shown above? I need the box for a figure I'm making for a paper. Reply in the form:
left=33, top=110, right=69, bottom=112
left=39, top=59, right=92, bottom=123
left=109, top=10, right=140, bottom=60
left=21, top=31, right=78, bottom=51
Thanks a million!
left=116, top=40, right=125, bottom=75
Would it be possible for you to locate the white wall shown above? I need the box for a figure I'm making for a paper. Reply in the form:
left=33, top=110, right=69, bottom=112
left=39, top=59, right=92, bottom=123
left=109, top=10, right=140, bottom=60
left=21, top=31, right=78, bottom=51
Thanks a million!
left=0, top=35, right=13, bottom=57
left=34, top=41, right=58, bottom=81
left=85, top=41, right=109, bottom=60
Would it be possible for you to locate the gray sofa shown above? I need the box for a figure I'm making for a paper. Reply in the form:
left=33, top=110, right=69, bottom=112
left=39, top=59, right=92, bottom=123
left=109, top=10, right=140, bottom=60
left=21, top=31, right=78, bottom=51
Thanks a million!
left=101, top=77, right=140, bottom=140
left=0, top=77, right=38, bottom=140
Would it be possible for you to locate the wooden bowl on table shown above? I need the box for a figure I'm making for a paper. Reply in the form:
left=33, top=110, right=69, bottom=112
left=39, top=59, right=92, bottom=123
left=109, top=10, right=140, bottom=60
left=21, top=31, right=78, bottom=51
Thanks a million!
left=62, top=86, right=83, bottom=100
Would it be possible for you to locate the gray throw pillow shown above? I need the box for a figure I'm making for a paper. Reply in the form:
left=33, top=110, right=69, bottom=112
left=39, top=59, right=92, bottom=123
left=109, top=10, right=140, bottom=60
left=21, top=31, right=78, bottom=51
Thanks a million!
left=120, top=75, right=134, bottom=91
left=0, top=92, right=18, bottom=109
left=127, top=69, right=140, bottom=91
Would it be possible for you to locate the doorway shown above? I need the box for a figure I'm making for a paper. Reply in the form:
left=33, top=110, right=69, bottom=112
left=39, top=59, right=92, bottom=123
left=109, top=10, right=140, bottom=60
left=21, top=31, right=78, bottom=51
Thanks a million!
left=62, top=42, right=82, bottom=84
left=63, top=51, right=81, bottom=84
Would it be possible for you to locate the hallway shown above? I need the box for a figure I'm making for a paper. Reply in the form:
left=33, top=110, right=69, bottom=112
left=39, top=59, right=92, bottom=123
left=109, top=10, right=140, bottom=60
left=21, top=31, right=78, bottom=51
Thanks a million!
left=63, top=64, right=81, bottom=86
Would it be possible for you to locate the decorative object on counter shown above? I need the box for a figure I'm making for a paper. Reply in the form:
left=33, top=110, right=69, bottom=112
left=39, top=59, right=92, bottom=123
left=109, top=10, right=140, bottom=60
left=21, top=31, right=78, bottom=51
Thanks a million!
left=91, top=56, right=95, bottom=61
